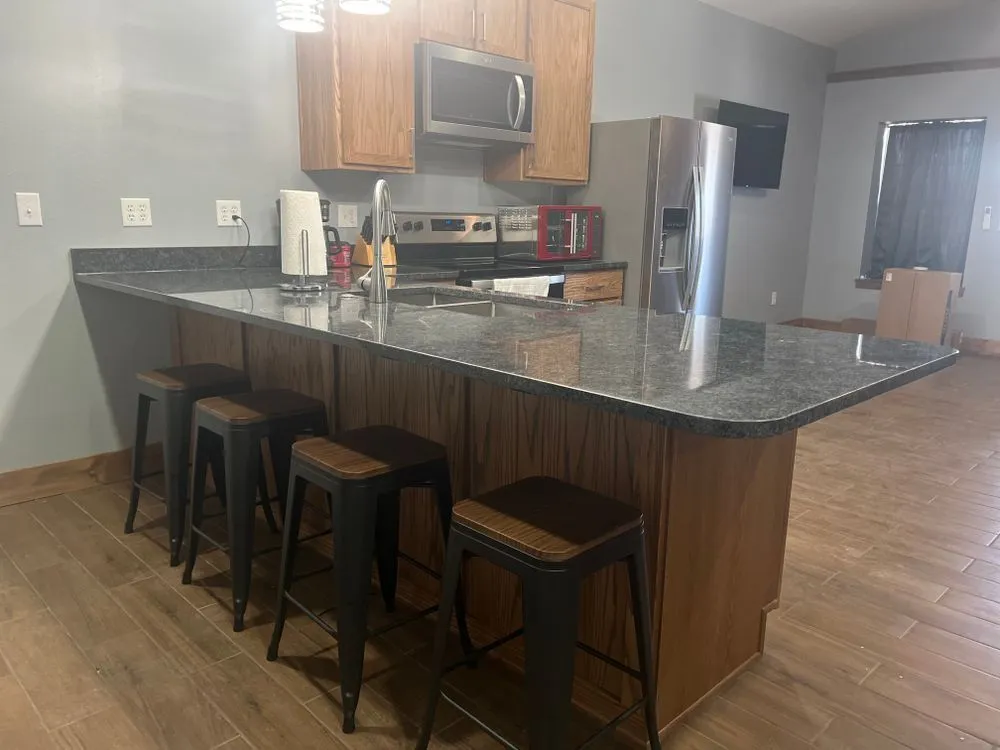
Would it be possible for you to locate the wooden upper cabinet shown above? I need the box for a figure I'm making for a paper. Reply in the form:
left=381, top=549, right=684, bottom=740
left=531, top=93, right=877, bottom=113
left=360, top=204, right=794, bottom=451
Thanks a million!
left=484, top=0, right=595, bottom=184
left=420, top=0, right=477, bottom=49
left=476, top=0, right=527, bottom=59
left=296, top=0, right=419, bottom=172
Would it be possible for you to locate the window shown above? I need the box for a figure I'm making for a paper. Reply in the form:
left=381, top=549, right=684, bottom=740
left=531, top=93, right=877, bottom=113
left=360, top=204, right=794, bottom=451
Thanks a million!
left=860, top=118, right=986, bottom=280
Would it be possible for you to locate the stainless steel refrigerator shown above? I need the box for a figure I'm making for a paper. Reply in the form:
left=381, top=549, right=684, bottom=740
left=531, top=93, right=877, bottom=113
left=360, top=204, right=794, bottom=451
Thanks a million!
left=570, top=116, right=737, bottom=315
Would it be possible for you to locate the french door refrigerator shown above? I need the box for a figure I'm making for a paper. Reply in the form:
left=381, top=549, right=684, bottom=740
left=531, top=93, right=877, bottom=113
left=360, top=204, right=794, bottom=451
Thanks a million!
left=571, top=115, right=737, bottom=315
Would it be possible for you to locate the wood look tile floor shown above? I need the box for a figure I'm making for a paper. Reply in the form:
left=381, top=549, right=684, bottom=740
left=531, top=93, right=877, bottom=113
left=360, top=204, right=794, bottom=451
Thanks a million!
left=2, top=356, right=1000, bottom=748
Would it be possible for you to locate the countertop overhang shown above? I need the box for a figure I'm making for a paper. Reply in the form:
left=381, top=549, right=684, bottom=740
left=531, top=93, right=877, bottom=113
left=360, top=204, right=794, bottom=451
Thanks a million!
left=74, top=263, right=957, bottom=439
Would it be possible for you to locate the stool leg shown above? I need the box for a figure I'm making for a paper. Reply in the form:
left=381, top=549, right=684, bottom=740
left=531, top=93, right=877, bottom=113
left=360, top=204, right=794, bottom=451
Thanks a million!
left=523, top=573, right=580, bottom=750
left=162, top=394, right=192, bottom=567
left=224, top=429, right=260, bottom=632
left=627, top=536, right=662, bottom=750
left=182, top=427, right=211, bottom=585
left=267, top=469, right=308, bottom=661
left=208, top=441, right=227, bottom=508
left=415, top=535, right=465, bottom=750
left=375, top=491, right=400, bottom=614
left=269, top=431, right=295, bottom=525
left=331, top=484, right=379, bottom=734
left=258, top=451, right=280, bottom=533
left=431, top=468, right=474, bottom=657
left=125, top=394, right=152, bottom=534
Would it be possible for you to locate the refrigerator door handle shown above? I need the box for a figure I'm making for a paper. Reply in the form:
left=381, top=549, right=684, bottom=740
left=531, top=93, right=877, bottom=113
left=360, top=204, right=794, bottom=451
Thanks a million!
left=683, top=166, right=706, bottom=312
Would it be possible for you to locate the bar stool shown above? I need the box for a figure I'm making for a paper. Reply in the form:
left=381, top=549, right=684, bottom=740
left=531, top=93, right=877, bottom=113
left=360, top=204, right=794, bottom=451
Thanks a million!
left=182, top=389, right=329, bottom=631
left=416, top=477, right=661, bottom=750
left=126, top=364, right=252, bottom=566
left=266, top=426, right=475, bottom=734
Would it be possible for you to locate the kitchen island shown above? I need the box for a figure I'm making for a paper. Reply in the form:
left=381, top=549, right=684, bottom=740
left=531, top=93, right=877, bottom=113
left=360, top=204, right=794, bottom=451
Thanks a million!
left=74, top=249, right=957, bottom=740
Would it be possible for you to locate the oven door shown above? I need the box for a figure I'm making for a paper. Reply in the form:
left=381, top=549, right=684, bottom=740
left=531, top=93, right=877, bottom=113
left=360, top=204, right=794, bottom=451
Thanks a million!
left=417, top=42, right=535, bottom=145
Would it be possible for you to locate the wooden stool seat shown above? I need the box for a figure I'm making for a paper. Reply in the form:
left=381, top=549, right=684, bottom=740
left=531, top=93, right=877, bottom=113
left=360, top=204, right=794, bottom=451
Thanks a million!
left=453, top=477, right=643, bottom=563
left=137, top=364, right=248, bottom=392
left=416, top=477, right=660, bottom=750
left=293, top=427, right=447, bottom=481
left=197, top=389, right=327, bottom=425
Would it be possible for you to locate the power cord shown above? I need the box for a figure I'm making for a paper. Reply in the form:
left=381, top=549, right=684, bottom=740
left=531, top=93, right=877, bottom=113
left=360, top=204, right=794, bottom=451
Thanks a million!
left=232, top=215, right=255, bottom=312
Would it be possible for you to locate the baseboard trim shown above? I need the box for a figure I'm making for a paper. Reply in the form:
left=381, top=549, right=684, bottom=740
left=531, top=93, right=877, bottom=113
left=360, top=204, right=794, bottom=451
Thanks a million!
left=958, top=337, right=1000, bottom=357
left=0, top=444, right=163, bottom=509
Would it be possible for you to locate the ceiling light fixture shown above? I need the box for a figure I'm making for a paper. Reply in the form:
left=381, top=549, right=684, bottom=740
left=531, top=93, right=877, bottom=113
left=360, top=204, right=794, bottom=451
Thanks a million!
left=277, top=0, right=325, bottom=32
left=339, top=0, right=391, bottom=15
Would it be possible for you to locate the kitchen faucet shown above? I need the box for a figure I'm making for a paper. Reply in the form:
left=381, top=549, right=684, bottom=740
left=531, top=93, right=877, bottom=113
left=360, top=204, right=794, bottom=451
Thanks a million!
left=360, top=178, right=396, bottom=304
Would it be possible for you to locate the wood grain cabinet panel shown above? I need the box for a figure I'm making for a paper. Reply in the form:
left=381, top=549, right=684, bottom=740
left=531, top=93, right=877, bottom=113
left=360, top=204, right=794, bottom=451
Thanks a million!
left=564, top=270, right=624, bottom=303
left=485, top=0, right=595, bottom=184
left=296, top=0, right=418, bottom=172
left=419, top=0, right=477, bottom=49
left=476, top=0, right=528, bottom=59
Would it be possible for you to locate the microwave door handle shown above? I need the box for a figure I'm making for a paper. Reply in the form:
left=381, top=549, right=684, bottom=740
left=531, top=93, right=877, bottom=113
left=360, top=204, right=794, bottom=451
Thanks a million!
left=506, top=76, right=517, bottom=129
left=512, top=74, right=527, bottom=130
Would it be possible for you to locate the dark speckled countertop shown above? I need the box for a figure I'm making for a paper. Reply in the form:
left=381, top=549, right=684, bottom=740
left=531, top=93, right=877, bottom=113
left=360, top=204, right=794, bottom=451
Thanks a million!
left=73, top=255, right=957, bottom=438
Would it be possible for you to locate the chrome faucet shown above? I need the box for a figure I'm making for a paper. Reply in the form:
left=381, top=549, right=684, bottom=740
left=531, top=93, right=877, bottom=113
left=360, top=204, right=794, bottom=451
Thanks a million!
left=360, top=179, right=396, bottom=304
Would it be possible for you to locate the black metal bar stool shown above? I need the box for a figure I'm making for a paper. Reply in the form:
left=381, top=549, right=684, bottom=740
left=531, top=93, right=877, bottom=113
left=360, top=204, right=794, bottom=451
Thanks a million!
left=182, top=389, right=329, bottom=631
left=416, top=476, right=661, bottom=750
left=266, top=426, right=475, bottom=734
left=127, top=364, right=252, bottom=566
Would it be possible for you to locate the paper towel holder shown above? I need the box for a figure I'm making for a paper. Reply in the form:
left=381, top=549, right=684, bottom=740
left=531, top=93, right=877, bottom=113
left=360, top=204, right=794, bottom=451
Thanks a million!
left=279, top=229, right=326, bottom=293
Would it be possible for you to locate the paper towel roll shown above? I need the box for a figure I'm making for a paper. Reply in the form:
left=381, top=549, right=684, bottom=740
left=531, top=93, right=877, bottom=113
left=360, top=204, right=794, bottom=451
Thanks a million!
left=280, top=190, right=328, bottom=277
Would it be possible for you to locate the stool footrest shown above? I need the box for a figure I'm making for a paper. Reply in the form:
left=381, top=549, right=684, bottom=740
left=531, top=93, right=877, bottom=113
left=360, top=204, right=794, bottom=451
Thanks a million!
left=576, top=641, right=642, bottom=681
left=282, top=589, right=440, bottom=641
left=578, top=699, right=645, bottom=750
left=439, top=690, right=519, bottom=750
left=398, top=551, right=441, bottom=581
left=291, top=563, right=334, bottom=583
left=442, top=628, right=524, bottom=677
left=190, top=528, right=282, bottom=559
left=368, top=604, right=439, bottom=638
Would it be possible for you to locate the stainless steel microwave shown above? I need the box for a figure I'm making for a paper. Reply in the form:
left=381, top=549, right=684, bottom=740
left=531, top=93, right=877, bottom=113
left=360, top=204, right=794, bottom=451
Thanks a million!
left=416, top=42, right=535, bottom=146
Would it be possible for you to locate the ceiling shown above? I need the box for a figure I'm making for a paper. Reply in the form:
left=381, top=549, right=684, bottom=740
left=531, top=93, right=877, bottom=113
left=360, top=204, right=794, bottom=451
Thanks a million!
left=700, top=0, right=979, bottom=46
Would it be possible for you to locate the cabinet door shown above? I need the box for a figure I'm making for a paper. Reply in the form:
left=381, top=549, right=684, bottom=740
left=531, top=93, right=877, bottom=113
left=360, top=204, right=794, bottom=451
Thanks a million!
left=525, top=0, right=595, bottom=182
left=476, top=0, right=527, bottom=59
left=338, top=0, right=419, bottom=170
left=420, top=0, right=477, bottom=48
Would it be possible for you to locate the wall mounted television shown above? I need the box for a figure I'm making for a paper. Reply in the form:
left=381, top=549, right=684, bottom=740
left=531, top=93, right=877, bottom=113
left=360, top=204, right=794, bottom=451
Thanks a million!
left=717, top=100, right=790, bottom=190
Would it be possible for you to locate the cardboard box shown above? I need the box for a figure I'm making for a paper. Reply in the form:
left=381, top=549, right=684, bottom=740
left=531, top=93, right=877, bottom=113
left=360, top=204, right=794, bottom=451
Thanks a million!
left=875, top=268, right=962, bottom=345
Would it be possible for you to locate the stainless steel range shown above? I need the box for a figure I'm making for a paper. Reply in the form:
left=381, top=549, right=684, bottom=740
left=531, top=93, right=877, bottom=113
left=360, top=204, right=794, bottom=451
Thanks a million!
left=394, top=211, right=566, bottom=298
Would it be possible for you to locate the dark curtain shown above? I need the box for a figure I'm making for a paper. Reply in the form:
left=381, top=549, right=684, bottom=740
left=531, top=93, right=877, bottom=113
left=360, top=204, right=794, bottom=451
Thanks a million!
left=870, top=120, right=986, bottom=278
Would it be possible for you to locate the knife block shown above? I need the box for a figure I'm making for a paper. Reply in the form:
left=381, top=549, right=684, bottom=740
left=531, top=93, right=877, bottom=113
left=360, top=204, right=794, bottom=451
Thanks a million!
left=353, top=237, right=397, bottom=268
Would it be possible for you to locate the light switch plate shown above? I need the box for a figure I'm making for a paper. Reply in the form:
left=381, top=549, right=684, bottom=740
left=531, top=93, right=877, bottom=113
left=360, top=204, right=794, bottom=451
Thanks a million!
left=15, top=192, right=43, bottom=226
left=337, top=204, right=359, bottom=228
left=121, top=198, right=152, bottom=227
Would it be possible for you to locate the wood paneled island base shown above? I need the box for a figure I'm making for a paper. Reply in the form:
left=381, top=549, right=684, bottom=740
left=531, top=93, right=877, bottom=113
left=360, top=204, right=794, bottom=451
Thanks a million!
left=175, top=309, right=797, bottom=742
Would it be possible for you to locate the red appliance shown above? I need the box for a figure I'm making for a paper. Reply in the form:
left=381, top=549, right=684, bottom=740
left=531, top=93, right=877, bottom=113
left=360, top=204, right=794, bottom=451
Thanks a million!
left=496, top=205, right=603, bottom=262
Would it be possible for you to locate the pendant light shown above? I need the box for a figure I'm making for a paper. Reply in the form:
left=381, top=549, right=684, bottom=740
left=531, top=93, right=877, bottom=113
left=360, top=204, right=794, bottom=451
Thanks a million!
left=277, top=0, right=325, bottom=32
left=339, top=0, right=391, bottom=15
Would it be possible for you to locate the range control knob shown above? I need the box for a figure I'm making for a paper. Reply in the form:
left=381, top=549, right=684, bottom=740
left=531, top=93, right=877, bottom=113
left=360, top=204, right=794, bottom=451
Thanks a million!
left=472, top=221, right=483, bottom=231
left=413, top=221, right=425, bottom=231
left=482, top=221, right=493, bottom=232
left=401, top=221, right=414, bottom=232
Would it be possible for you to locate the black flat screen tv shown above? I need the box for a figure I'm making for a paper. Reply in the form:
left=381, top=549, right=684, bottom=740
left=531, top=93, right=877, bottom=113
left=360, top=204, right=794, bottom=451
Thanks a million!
left=717, top=100, right=789, bottom=190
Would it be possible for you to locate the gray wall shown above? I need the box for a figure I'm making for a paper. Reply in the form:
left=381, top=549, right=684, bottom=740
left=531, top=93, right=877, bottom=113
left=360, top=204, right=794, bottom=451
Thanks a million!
left=1, top=0, right=832, bottom=473
left=802, top=4, right=1000, bottom=338
left=593, top=0, right=834, bottom=323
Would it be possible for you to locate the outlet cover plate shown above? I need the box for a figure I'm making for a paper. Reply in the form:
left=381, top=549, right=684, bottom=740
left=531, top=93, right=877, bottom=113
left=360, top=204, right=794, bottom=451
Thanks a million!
left=121, top=198, right=152, bottom=227
left=337, top=204, right=359, bottom=228
left=217, top=200, right=242, bottom=226
left=15, top=192, right=43, bottom=226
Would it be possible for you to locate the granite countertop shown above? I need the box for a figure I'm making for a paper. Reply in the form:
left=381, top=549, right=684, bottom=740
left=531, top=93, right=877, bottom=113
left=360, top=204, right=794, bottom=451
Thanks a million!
left=74, top=261, right=957, bottom=438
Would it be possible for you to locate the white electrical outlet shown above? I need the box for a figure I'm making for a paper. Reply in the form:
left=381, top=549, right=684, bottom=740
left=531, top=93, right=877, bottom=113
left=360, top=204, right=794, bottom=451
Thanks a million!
left=121, top=198, right=152, bottom=227
left=15, top=192, right=43, bottom=226
left=984, top=206, right=993, bottom=231
left=770, top=291, right=778, bottom=306
left=216, top=200, right=242, bottom=226
left=337, top=204, right=359, bottom=228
